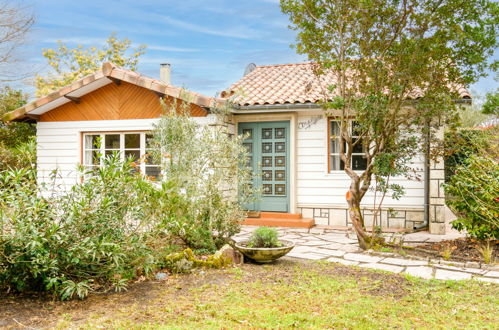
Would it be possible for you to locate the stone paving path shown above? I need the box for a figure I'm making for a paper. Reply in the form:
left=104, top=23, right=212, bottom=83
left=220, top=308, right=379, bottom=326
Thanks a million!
left=232, top=226, right=499, bottom=283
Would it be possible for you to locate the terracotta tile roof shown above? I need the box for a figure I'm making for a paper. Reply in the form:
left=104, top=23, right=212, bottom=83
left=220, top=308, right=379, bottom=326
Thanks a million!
left=221, top=62, right=471, bottom=106
left=3, top=62, right=217, bottom=122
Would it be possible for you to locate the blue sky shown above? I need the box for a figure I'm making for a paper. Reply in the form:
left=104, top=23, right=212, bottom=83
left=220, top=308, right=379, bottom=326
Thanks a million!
left=14, top=0, right=498, bottom=98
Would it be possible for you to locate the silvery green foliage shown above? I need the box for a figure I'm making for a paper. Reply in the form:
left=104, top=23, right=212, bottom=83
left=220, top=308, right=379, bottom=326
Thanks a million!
left=150, top=99, right=255, bottom=252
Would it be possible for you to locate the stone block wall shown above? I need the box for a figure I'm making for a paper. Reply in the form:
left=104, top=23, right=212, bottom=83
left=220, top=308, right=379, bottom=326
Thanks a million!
left=299, top=206, right=424, bottom=230
left=428, top=126, right=446, bottom=234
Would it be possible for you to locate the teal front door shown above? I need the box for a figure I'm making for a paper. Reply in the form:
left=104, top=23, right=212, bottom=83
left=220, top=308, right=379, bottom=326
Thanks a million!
left=239, top=121, right=290, bottom=212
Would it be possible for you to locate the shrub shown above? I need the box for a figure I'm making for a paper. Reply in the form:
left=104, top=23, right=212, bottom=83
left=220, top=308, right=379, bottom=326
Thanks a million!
left=445, top=153, right=499, bottom=240
left=149, top=100, right=255, bottom=253
left=247, top=227, right=282, bottom=248
left=1, top=102, right=254, bottom=299
left=444, top=129, right=491, bottom=183
left=0, top=157, right=165, bottom=299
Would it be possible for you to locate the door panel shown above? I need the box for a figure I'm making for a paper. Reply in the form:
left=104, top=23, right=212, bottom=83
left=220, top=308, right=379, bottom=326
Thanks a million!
left=239, top=121, right=290, bottom=212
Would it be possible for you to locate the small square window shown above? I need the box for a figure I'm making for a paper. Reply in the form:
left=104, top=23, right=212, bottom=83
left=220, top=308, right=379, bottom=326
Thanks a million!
left=125, top=134, right=140, bottom=149
left=105, top=134, right=120, bottom=149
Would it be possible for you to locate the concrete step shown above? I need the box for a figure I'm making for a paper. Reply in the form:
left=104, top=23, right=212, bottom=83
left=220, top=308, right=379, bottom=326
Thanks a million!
left=259, top=212, right=302, bottom=219
left=243, top=217, right=315, bottom=228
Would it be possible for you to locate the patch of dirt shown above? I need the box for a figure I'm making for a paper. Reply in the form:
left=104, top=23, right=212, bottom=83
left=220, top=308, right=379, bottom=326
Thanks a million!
left=410, top=238, right=498, bottom=263
left=0, top=258, right=412, bottom=329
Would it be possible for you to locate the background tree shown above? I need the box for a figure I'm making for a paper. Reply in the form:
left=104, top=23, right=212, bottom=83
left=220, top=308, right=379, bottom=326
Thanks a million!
left=482, top=91, right=498, bottom=116
left=0, top=1, right=34, bottom=81
left=0, top=86, right=35, bottom=170
left=35, top=33, right=146, bottom=97
left=281, top=0, right=498, bottom=248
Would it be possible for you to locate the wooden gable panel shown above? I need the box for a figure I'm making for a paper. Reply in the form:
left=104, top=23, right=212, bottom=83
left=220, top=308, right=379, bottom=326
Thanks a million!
left=40, top=81, right=207, bottom=122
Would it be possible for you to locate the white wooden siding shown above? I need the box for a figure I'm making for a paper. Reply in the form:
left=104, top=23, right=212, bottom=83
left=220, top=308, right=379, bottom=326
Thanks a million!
left=36, top=116, right=216, bottom=192
left=295, top=111, right=425, bottom=209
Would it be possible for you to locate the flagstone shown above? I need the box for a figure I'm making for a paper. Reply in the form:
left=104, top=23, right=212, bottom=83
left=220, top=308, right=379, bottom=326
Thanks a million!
left=360, top=263, right=404, bottom=273
left=311, top=248, right=346, bottom=257
left=326, top=257, right=360, bottom=266
left=287, top=252, right=328, bottom=260
left=381, top=257, right=428, bottom=266
left=435, top=269, right=472, bottom=281
left=343, top=253, right=383, bottom=263
left=404, top=266, right=434, bottom=279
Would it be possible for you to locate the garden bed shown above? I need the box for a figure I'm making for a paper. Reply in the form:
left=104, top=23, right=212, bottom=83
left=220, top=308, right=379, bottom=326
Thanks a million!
left=388, top=237, right=499, bottom=265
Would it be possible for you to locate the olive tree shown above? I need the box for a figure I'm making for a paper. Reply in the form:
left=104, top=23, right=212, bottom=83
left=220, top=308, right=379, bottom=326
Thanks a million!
left=281, top=0, right=498, bottom=248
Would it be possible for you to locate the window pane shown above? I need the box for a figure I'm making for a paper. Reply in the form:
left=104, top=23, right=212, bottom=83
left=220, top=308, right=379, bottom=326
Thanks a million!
left=85, top=150, right=100, bottom=165
left=145, top=150, right=158, bottom=165
left=125, top=150, right=140, bottom=162
left=330, top=155, right=341, bottom=171
left=330, top=120, right=340, bottom=137
left=352, top=138, right=363, bottom=154
left=85, top=134, right=100, bottom=150
left=352, top=155, right=367, bottom=170
left=145, top=166, right=161, bottom=180
left=125, top=134, right=140, bottom=149
left=146, top=134, right=155, bottom=148
left=352, top=121, right=361, bottom=136
left=105, top=150, right=121, bottom=159
left=330, top=138, right=340, bottom=154
left=105, top=134, right=120, bottom=149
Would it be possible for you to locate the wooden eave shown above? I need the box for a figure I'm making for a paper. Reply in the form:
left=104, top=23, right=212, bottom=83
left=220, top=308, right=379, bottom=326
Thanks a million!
left=2, top=62, right=224, bottom=122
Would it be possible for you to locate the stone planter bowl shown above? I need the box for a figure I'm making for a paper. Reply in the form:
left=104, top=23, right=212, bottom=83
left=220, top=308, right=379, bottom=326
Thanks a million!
left=234, top=240, right=295, bottom=263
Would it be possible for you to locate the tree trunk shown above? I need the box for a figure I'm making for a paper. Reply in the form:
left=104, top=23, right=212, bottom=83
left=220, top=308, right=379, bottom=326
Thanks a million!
left=347, top=191, right=369, bottom=250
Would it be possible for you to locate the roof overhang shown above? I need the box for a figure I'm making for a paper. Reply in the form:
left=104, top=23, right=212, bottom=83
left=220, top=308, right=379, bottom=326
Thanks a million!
left=232, top=97, right=472, bottom=114
left=2, top=62, right=218, bottom=123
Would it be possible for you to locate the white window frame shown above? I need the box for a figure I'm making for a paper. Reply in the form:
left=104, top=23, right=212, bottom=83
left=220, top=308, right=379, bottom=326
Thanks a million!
left=328, top=119, right=367, bottom=173
left=82, top=131, right=161, bottom=179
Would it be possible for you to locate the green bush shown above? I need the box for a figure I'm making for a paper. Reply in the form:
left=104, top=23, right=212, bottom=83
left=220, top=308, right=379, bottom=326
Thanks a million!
left=149, top=101, right=255, bottom=253
left=0, top=104, right=254, bottom=299
left=247, top=227, right=282, bottom=248
left=444, top=129, right=491, bottom=183
left=0, top=156, right=164, bottom=299
left=445, top=154, right=499, bottom=240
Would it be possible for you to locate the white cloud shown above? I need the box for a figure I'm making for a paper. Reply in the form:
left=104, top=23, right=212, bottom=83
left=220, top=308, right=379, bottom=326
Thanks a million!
left=159, top=15, right=263, bottom=40
left=147, top=45, right=200, bottom=53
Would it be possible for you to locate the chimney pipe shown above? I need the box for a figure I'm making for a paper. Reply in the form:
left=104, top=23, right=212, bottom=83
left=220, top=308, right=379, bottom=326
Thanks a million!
left=160, top=63, right=171, bottom=84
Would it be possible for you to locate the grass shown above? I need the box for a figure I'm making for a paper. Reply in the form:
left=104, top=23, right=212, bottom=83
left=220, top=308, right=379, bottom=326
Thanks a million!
left=2, top=259, right=498, bottom=329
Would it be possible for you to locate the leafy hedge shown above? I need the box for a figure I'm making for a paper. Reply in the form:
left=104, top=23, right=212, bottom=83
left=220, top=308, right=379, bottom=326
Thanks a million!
left=444, top=129, right=491, bottom=183
left=444, top=127, right=498, bottom=240
left=445, top=154, right=499, bottom=239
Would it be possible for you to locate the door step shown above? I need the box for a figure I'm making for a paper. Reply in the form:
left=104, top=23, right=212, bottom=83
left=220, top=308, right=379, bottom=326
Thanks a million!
left=243, top=212, right=315, bottom=228
left=259, top=212, right=302, bottom=219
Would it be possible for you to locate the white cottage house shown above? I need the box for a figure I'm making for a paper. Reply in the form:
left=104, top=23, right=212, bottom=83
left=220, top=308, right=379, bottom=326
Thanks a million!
left=4, top=62, right=471, bottom=234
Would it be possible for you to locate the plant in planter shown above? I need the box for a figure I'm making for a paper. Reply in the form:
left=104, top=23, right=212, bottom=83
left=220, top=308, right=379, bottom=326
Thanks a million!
left=235, top=227, right=294, bottom=263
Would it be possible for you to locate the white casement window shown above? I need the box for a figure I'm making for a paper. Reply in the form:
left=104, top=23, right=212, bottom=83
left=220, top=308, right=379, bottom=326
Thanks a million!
left=83, top=132, right=161, bottom=179
left=328, top=119, right=367, bottom=172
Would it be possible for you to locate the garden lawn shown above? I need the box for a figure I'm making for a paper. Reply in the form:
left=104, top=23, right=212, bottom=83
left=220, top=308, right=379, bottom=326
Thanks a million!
left=1, top=258, right=498, bottom=329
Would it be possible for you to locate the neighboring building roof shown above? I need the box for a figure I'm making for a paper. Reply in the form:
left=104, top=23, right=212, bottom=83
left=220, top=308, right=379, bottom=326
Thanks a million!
left=3, top=62, right=216, bottom=122
left=221, top=62, right=472, bottom=107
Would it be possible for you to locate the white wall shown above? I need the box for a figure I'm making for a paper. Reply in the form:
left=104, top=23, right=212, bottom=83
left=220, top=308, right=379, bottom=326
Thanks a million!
left=295, top=111, right=425, bottom=209
left=36, top=116, right=217, bottom=192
